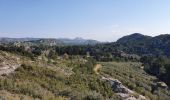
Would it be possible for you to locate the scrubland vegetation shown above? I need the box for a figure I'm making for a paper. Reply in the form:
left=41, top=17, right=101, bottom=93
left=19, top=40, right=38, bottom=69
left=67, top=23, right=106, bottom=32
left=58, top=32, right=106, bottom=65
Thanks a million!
left=0, top=51, right=119, bottom=100
left=101, top=61, right=170, bottom=100
left=0, top=33, right=170, bottom=100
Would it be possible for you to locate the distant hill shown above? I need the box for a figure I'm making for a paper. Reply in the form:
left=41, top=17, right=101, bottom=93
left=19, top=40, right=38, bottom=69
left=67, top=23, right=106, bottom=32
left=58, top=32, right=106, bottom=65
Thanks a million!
left=24, top=39, right=64, bottom=46
left=1, top=33, right=170, bottom=56
left=116, top=33, right=170, bottom=56
left=117, top=33, right=151, bottom=44
left=58, top=37, right=100, bottom=45
left=0, top=38, right=39, bottom=43
left=0, top=37, right=100, bottom=46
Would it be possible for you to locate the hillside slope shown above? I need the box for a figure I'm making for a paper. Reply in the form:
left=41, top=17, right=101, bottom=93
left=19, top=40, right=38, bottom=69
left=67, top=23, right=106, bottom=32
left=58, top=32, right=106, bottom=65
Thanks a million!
left=0, top=51, right=119, bottom=100
left=100, top=61, right=170, bottom=100
left=116, top=33, right=170, bottom=56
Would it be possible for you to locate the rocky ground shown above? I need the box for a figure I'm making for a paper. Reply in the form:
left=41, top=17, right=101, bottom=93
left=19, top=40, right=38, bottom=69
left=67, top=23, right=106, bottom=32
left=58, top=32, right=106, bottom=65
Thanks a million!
left=0, top=51, right=167, bottom=100
left=101, top=76, right=147, bottom=100
left=94, top=64, right=147, bottom=100
left=0, top=51, right=21, bottom=76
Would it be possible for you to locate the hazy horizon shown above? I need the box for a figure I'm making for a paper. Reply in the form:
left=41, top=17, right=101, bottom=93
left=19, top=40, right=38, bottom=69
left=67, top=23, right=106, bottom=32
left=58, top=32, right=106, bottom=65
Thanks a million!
left=0, top=33, right=169, bottom=42
left=1, top=0, right=170, bottom=42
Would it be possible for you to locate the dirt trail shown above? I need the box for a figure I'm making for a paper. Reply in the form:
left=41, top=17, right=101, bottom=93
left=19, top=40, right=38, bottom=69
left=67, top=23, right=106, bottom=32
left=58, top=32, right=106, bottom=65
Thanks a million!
left=93, top=64, right=102, bottom=74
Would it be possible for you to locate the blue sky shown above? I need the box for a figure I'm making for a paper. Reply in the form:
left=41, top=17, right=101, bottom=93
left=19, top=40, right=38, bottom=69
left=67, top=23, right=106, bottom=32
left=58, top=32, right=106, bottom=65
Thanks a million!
left=0, top=0, right=170, bottom=41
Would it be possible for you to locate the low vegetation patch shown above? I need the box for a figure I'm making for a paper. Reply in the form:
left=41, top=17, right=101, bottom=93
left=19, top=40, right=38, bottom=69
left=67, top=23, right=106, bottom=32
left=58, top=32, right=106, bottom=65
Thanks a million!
left=100, top=61, right=170, bottom=100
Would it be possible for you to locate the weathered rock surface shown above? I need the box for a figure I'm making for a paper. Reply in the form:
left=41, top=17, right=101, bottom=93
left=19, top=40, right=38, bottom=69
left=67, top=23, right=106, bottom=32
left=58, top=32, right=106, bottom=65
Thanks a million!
left=0, top=51, right=21, bottom=75
left=94, top=64, right=147, bottom=100
left=102, top=76, right=147, bottom=100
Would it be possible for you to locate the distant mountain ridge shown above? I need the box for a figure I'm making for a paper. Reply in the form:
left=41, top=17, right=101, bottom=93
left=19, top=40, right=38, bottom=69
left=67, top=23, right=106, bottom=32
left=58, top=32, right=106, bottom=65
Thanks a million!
left=0, top=37, right=100, bottom=46
left=1, top=33, right=170, bottom=56
left=0, top=37, right=40, bottom=43
left=58, top=37, right=100, bottom=45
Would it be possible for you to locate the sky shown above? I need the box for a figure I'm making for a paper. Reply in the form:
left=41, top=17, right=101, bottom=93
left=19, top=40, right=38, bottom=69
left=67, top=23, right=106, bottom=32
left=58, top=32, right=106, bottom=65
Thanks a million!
left=0, top=0, right=170, bottom=42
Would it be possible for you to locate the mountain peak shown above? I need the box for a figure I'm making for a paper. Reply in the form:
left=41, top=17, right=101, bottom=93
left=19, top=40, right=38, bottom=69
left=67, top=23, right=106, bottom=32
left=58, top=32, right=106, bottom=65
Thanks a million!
left=130, top=33, right=143, bottom=36
left=117, top=33, right=151, bottom=43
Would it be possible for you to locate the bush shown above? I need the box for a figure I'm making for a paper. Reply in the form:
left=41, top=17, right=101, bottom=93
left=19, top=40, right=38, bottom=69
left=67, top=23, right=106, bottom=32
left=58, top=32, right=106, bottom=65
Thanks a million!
left=127, top=83, right=136, bottom=90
